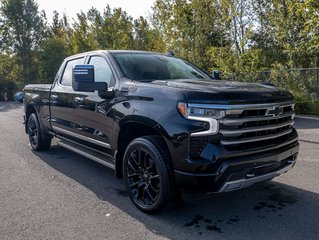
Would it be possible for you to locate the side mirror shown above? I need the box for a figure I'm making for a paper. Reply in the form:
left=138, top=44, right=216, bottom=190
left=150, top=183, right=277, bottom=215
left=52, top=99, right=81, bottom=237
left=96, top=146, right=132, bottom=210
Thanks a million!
left=165, top=50, right=175, bottom=57
left=98, top=88, right=115, bottom=99
left=72, top=65, right=107, bottom=92
left=211, top=70, right=222, bottom=80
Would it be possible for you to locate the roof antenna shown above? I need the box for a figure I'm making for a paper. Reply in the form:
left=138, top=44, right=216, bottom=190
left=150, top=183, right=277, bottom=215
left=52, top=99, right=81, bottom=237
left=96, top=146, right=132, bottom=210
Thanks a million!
left=166, top=50, right=175, bottom=57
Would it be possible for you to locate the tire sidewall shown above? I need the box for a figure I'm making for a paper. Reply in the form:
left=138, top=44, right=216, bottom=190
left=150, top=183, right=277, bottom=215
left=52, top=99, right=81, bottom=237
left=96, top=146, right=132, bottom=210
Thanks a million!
left=28, top=113, right=42, bottom=150
left=123, top=138, right=170, bottom=212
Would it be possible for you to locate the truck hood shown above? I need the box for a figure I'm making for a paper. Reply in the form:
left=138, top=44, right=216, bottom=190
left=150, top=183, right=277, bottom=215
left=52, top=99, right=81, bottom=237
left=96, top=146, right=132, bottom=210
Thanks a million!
left=150, top=79, right=294, bottom=104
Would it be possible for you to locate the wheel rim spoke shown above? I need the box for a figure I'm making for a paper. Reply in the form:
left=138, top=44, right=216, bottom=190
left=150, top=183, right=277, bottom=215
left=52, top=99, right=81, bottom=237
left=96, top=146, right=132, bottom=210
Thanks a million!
left=127, top=172, right=137, bottom=178
left=138, top=149, right=143, bottom=165
left=137, top=182, right=145, bottom=200
left=149, top=174, right=159, bottom=180
left=148, top=181, right=160, bottom=193
left=144, top=184, right=156, bottom=202
left=126, top=148, right=161, bottom=207
left=127, top=160, right=138, bottom=172
left=28, top=117, right=38, bottom=147
left=142, top=152, right=147, bottom=169
left=129, top=181, right=139, bottom=188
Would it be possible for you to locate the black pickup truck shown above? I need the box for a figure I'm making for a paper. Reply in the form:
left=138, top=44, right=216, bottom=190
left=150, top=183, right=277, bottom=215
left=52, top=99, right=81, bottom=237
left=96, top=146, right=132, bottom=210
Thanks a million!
left=24, top=50, right=299, bottom=212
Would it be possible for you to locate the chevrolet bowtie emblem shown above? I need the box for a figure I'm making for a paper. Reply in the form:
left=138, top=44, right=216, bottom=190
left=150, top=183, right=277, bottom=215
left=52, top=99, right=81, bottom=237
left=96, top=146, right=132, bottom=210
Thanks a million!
left=266, top=106, right=283, bottom=117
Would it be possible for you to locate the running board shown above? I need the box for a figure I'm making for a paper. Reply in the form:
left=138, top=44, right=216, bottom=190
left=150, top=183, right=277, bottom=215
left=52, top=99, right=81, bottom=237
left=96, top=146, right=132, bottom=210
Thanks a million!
left=57, top=140, right=115, bottom=170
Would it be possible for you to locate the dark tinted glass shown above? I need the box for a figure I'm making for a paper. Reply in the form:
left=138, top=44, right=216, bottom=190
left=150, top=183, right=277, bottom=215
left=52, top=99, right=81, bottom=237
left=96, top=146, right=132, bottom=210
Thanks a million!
left=60, top=57, right=85, bottom=86
left=88, top=56, right=114, bottom=86
left=112, top=53, right=211, bottom=81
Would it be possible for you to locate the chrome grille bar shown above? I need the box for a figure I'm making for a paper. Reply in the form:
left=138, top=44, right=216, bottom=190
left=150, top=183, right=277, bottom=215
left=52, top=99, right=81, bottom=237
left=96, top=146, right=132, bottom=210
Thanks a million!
left=188, top=101, right=294, bottom=110
left=220, top=111, right=294, bottom=126
left=220, top=120, right=294, bottom=136
left=221, top=129, right=293, bottom=145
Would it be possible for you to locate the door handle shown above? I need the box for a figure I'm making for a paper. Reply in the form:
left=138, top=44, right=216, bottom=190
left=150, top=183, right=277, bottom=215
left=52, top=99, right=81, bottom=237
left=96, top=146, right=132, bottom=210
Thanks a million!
left=51, top=94, right=58, bottom=100
left=75, top=97, right=84, bottom=103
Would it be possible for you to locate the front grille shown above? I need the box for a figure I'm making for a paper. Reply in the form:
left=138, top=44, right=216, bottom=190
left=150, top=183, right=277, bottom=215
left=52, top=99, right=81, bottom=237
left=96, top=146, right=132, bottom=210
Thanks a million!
left=219, top=103, right=295, bottom=150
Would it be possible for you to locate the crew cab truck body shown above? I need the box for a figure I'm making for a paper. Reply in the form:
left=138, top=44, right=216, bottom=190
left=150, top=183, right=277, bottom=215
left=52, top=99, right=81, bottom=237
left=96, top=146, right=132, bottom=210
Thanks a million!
left=24, top=50, right=299, bottom=212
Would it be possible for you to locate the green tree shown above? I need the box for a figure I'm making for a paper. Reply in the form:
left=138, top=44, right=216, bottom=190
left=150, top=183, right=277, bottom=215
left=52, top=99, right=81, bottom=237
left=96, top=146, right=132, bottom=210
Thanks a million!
left=152, top=0, right=231, bottom=69
left=133, top=16, right=165, bottom=52
left=69, top=6, right=135, bottom=53
left=0, top=0, right=48, bottom=85
left=70, top=11, right=98, bottom=53
left=302, top=0, right=319, bottom=68
left=39, top=38, right=68, bottom=83
left=268, top=0, right=307, bottom=68
left=101, top=7, right=134, bottom=49
left=0, top=54, right=20, bottom=100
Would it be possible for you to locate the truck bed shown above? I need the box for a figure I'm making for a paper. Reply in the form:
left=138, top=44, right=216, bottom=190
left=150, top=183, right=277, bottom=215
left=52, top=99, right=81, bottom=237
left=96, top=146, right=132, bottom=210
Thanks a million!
left=24, top=84, right=52, bottom=92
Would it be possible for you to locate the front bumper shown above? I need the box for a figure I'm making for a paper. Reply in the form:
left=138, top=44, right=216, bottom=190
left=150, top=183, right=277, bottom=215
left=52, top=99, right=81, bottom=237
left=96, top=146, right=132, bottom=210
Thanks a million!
left=174, top=141, right=299, bottom=192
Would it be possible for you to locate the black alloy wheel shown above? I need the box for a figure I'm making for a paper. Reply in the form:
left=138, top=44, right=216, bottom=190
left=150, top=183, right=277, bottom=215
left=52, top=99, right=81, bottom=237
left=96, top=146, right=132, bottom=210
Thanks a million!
left=27, top=113, right=51, bottom=151
left=123, top=136, right=179, bottom=213
left=126, top=148, right=161, bottom=206
left=28, top=114, right=39, bottom=148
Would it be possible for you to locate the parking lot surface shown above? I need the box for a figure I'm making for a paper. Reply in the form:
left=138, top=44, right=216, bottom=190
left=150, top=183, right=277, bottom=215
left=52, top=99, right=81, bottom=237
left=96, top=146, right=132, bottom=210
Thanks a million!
left=0, top=102, right=318, bottom=240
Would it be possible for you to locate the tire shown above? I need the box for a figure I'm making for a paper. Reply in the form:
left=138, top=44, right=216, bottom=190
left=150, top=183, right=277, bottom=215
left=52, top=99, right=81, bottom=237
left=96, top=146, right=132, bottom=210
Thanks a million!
left=123, top=136, right=180, bottom=213
left=27, top=113, right=51, bottom=151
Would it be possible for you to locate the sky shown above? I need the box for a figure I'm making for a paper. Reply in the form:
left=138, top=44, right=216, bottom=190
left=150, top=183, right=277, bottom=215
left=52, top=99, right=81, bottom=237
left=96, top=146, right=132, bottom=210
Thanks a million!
left=37, top=0, right=156, bottom=22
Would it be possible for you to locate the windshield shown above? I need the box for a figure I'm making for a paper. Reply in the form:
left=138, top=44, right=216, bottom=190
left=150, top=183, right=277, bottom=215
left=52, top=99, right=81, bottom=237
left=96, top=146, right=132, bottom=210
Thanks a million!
left=112, top=52, right=211, bottom=81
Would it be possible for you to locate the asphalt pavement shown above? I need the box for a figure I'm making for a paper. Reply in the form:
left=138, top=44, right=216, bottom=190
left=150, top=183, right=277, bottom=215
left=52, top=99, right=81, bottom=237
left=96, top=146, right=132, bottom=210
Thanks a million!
left=0, top=101, right=318, bottom=240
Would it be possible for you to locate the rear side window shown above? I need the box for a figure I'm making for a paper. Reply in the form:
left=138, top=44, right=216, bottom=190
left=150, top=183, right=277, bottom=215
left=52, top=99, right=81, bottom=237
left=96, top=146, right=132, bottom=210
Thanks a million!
left=60, top=57, right=85, bottom=86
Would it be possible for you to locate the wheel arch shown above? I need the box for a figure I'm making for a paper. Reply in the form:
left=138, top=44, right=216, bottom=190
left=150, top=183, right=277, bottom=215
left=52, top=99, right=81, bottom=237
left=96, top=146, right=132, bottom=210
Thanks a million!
left=25, top=103, right=50, bottom=140
left=115, top=118, right=171, bottom=179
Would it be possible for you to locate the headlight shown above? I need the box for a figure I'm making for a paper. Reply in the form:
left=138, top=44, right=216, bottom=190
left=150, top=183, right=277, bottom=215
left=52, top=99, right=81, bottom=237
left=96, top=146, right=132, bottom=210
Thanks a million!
left=177, top=102, right=224, bottom=136
left=178, top=102, right=225, bottom=119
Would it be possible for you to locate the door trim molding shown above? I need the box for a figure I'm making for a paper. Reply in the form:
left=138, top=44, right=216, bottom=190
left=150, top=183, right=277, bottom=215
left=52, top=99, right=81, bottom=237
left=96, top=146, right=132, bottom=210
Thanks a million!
left=52, top=126, right=111, bottom=149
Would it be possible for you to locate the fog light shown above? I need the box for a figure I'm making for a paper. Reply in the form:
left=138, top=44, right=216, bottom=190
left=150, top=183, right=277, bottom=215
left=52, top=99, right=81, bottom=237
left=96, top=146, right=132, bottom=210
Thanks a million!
left=224, top=181, right=243, bottom=191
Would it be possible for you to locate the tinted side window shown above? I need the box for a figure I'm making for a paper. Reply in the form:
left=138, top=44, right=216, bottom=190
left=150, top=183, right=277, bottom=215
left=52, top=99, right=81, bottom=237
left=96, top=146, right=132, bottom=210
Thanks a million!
left=60, top=57, right=85, bottom=86
left=89, top=56, right=114, bottom=86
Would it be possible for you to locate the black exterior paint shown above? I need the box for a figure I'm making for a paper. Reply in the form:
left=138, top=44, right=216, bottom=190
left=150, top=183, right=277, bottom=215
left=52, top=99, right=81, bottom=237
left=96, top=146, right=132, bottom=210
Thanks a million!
left=24, top=50, right=299, bottom=192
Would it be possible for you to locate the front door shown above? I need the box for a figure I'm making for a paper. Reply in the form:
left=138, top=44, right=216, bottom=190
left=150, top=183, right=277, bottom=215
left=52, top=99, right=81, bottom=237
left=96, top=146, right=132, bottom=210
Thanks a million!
left=73, top=55, right=116, bottom=158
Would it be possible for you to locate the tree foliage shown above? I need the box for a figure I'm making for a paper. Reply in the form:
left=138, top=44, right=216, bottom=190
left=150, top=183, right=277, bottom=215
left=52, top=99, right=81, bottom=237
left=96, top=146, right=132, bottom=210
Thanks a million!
left=0, top=0, right=319, bottom=109
left=0, top=0, right=47, bottom=84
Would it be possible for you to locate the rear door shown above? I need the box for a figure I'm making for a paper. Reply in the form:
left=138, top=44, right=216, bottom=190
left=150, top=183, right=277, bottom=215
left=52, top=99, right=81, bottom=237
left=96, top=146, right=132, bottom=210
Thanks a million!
left=72, top=54, right=117, bottom=157
left=50, top=56, right=85, bottom=134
